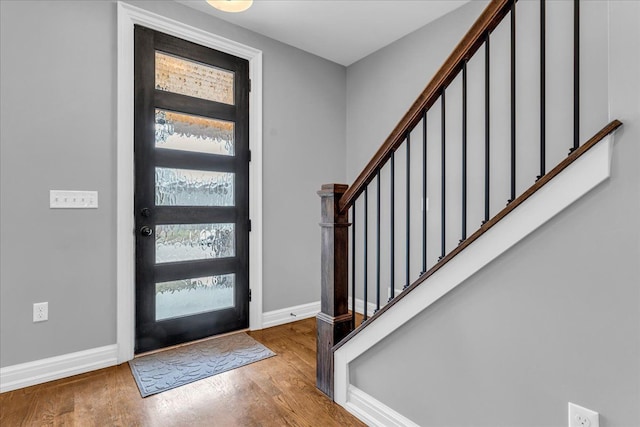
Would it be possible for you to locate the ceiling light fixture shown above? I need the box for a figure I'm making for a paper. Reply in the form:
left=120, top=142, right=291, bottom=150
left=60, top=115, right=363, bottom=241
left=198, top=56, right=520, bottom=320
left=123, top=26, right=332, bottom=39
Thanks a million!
left=206, top=0, right=253, bottom=13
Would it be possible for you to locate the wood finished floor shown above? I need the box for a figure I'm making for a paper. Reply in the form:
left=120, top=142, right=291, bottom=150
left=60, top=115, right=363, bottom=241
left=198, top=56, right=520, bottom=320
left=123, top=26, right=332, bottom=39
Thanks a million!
left=0, top=318, right=366, bottom=427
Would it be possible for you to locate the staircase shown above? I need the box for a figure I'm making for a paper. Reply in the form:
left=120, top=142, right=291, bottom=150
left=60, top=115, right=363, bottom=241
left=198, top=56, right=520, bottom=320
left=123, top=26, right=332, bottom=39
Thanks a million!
left=316, top=0, right=622, bottom=419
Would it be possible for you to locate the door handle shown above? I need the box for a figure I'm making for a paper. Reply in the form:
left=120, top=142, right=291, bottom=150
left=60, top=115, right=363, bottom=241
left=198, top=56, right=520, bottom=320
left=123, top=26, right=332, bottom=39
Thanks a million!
left=140, top=226, right=153, bottom=237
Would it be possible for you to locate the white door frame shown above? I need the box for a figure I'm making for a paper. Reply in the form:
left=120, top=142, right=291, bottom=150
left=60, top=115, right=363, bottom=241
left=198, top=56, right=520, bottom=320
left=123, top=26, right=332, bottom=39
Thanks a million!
left=116, top=2, right=263, bottom=363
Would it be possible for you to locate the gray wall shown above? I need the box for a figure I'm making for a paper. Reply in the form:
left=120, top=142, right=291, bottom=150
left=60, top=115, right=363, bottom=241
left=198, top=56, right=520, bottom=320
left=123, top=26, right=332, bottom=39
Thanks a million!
left=349, top=2, right=640, bottom=426
left=346, top=1, right=609, bottom=302
left=346, top=2, right=490, bottom=303
left=0, top=0, right=346, bottom=367
left=346, top=1, right=487, bottom=184
left=346, top=1, right=608, bottom=185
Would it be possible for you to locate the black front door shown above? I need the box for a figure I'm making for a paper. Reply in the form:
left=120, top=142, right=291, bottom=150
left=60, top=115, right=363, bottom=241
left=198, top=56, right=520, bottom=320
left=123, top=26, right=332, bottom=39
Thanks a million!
left=134, top=26, right=250, bottom=354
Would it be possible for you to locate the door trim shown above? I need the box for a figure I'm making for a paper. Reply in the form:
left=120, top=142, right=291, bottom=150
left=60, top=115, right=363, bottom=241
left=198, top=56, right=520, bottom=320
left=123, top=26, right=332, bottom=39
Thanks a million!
left=117, top=1, right=263, bottom=363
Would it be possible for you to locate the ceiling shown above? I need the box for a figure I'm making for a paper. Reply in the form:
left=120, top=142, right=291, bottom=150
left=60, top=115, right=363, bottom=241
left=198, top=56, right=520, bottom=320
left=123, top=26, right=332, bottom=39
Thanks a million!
left=175, top=1, right=470, bottom=66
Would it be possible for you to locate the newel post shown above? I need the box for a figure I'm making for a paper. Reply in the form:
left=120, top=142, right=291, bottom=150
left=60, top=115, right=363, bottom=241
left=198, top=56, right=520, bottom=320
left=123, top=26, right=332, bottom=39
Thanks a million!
left=316, top=183, right=352, bottom=399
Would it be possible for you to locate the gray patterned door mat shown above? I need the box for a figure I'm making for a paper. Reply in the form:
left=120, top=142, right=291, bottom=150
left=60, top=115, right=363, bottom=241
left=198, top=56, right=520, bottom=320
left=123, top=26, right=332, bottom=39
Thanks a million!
left=129, top=332, right=275, bottom=397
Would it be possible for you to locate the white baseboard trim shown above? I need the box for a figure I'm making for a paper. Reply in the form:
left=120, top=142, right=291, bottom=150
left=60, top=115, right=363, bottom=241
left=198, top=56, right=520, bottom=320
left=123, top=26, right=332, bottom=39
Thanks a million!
left=0, top=345, right=118, bottom=393
left=1, top=300, right=320, bottom=392
left=348, top=297, right=377, bottom=316
left=345, top=385, right=420, bottom=427
left=348, top=289, right=403, bottom=317
left=334, top=135, right=616, bottom=407
left=262, top=301, right=320, bottom=329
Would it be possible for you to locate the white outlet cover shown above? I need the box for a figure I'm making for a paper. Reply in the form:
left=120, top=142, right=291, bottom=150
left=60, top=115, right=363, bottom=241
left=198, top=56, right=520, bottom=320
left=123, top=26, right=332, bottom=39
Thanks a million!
left=33, top=302, right=48, bottom=322
left=569, top=402, right=599, bottom=427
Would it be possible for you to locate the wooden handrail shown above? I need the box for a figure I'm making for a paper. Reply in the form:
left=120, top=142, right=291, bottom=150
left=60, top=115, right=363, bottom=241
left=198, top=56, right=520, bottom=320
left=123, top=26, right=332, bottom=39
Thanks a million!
left=339, top=0, right=514, bottom=214
left=333, top=119, right=623, bottom=352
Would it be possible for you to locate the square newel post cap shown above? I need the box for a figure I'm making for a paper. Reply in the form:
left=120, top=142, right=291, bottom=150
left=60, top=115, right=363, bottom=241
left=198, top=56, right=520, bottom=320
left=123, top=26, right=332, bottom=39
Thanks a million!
left=318, top=183, right=348, bottom=197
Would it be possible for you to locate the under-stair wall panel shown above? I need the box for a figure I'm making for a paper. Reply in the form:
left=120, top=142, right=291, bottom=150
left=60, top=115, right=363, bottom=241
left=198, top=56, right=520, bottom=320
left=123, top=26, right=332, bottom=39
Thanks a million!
left=349, top=141, right=639, bottom=425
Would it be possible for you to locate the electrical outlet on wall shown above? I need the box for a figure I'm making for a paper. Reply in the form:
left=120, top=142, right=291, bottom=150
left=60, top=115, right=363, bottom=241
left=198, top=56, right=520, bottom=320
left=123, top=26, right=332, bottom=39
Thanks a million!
left=33, top=302, right=48, bottom=322
left=569, top=402, right=599, bottom=427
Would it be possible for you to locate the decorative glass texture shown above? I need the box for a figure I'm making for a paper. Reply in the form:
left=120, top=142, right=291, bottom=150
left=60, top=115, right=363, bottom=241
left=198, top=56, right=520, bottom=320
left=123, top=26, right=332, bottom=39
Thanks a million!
left=155, top=51, right=234, bottom=105
left=155, top=167, right=234, bottom=206
left=155, top=274, right=235, bottom=321
left=155, top=109, right=234, bottom=156
left=156, top=223, right=235, bottom=264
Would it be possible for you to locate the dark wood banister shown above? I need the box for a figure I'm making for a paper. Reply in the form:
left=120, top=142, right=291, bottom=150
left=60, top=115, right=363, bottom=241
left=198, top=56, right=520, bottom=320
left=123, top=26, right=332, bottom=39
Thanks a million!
left=333, top=119, right=622, bottom=352
left=339, top=0, right=513, bottom=214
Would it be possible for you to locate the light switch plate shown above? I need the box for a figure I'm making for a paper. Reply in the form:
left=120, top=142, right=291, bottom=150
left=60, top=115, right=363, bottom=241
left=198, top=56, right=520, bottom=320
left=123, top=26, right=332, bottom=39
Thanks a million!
left=50, top=190, right=98, bottom=209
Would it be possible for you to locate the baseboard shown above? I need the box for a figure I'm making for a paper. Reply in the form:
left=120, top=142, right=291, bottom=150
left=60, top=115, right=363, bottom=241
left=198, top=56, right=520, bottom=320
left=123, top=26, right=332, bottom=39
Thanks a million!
left=0, top=344, right=118, bottom=393
left=262, top=301, right=320, bottom=328
left=262, top=298, right=384, bottom=329
left=348, top=297, right=377, bottom=316
left=1, top=300, right=320, bottom=393
left=261, top=298, right=383, bottom=329
left=345, top=385, right=420, bottom=427
left=348, top=289, right=403, bottom=317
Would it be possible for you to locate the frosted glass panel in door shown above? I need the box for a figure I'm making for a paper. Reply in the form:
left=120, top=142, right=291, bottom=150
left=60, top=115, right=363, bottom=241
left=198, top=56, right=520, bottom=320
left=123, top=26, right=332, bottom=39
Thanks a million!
left=156, top=223, right=235, bottom=263
left=155, top=109, right=234, bottom=156
left=155, top=51, right=234, bottom=105
left=155, top=167, right=234, bottom=206
left=155, top=274, right=235, bottom=321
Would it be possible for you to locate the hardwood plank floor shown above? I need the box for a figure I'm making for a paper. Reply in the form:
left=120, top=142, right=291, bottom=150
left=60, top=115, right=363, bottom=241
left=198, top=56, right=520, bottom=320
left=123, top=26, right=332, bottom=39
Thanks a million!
left=0, top=318, right=365, bottom=427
